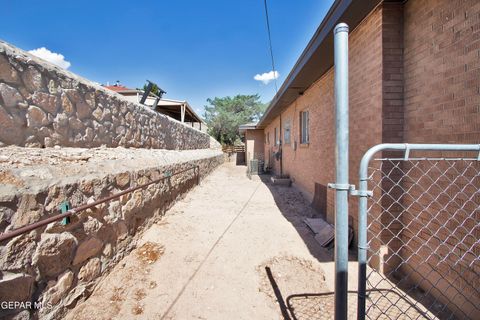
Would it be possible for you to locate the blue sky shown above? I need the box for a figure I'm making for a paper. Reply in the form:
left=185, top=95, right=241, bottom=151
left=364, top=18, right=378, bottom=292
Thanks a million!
left=1, top=0, right=334, bottom=115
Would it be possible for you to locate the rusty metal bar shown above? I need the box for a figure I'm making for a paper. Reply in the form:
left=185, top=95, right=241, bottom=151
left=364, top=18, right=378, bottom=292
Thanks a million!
left=0, top=165, right=199, bottom=243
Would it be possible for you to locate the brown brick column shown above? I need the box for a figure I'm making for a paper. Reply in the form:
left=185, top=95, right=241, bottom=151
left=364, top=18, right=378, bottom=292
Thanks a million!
left=380, top=2, right=405, bottom=275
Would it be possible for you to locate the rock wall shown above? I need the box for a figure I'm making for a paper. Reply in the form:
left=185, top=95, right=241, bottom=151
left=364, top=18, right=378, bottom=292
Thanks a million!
left=0, top=150, right=224, bottom=319
left=0, top=40, right=212, bottom=150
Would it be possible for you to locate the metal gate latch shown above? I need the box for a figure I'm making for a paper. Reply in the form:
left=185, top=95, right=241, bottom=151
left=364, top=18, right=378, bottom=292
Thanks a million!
left=327, top=183, right=355, bottom=191
left=327, top=183, right=373, bottom=197
left=349, top=185, right=373, bottom=197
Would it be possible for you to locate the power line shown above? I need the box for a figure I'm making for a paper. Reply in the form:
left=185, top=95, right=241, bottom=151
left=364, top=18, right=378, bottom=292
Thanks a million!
left=263, top=0, right=278, bottom=93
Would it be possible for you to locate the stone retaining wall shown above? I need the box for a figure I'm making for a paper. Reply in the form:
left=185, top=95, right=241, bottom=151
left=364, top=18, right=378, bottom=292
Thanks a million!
left=0, top=151, right=223, bottom=319
left=0, top=40, right=212, bottom=150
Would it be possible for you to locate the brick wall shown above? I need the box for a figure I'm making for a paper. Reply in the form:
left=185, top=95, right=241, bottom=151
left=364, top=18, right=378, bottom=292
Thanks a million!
left=263, top=5, right=384, bottom=230
left=264, top=117, right=281, bottom=174
left=378, top=2, right=405, bottom=275
left=245, top=129, right=264, bottom=163
left=399, top=0, right=480, bottom=317
left=403, top=0, right=480, bottom=145
left=278, top=69, right=336, bottom=208
left=259, top=1, right=480, bottom=316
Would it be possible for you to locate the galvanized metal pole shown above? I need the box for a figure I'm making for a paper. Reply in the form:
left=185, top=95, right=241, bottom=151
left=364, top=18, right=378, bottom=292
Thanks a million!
left=334, top=22, right=349, bottom=320
left=357, top=174, right=368, bottom=320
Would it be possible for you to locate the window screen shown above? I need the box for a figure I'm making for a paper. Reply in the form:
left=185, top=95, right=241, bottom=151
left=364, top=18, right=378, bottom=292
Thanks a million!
left=284, top=120, right=291, bottom=144
left=300, top=111, right=309, bottom=144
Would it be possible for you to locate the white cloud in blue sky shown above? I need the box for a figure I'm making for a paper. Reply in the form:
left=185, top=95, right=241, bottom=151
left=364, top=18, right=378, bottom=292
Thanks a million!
left=1, top=0, right=335, bottom=109
left=28, top=47, right=71, bottom=69
left=254, top=70, right=279, bottom=85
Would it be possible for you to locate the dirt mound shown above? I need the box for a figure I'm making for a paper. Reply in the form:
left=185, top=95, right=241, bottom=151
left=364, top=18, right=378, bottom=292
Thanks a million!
left=257, top=255, right=329, bottom=313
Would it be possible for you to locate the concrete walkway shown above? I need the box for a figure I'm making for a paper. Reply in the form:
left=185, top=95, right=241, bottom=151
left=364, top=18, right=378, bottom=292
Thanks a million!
left=66, top=161, right=358, bottom=320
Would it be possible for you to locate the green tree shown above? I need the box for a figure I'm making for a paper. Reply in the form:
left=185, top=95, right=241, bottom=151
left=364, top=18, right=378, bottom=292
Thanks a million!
left=203, top=94, right=267, bottom=145
left=143, top=83, right=161, bottom=96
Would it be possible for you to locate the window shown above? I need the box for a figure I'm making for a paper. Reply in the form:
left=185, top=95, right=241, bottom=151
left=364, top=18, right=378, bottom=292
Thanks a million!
left=284, top=119, right=291, bottom=144
left=300, top=111, right=309, bottom=144
left=274, top=127, right=278, bottom=145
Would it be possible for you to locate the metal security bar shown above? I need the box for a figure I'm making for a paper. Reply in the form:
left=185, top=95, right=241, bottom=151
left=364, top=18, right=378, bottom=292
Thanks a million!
left=357, top=144, right=480, bottom=320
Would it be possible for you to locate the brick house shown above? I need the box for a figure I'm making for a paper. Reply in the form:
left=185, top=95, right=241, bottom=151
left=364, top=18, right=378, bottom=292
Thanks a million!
left=245, top=0, right=479, bottom=229
left=242, top=0, right=479, bottom=316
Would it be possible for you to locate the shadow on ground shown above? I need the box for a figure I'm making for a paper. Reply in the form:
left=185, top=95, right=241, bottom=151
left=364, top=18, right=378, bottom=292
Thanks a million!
left=258, top=173, right=356, bottom=263
left=254, top=172, right=457, bottom=320
left=265, top=265, right=433, bottom=320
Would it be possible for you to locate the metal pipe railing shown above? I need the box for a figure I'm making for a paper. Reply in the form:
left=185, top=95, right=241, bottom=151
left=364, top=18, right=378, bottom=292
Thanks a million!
left=0, top=165, right=199, bottom=243
left=356, top=143, right=480, bottom=320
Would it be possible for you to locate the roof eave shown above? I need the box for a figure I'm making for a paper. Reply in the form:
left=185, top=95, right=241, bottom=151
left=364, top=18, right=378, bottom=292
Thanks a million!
left=258, top=0, right=384, bottom=127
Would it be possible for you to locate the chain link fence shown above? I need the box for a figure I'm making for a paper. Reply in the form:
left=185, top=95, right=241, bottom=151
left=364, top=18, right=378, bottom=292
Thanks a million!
left=287, top=290, right=428, bottom=320
left=360, top=151, right=479, bottom=319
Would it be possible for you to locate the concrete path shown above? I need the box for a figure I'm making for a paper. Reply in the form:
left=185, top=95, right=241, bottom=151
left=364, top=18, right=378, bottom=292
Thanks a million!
left=66, top=161, right=358, bottom=320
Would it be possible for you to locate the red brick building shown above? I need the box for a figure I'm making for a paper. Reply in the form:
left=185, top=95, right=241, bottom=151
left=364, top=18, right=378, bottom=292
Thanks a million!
left=246, top=0, right=479, bottom=226
left=243, top=0, right=479, bottom=316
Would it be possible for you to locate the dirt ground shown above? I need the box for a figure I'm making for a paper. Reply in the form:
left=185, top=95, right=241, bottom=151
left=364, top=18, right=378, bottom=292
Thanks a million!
left=65, top=160, right=360, bottom=320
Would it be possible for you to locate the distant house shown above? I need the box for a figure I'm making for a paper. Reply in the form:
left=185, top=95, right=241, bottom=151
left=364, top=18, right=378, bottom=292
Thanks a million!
left=104, top=84, right=206, bottom=132
left=239, top=122, right=263, bottom=166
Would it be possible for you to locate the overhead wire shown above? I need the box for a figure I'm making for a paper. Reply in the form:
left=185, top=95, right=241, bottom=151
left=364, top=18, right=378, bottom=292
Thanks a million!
left=263, top=0, right=278, bottom=93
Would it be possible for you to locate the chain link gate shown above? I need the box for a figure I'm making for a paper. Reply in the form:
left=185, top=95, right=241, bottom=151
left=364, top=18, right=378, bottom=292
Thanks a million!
left=356, top=144, right=480, bottom=320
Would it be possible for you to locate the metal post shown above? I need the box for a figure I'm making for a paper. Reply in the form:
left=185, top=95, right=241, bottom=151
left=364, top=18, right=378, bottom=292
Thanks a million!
left=152, top=97, right=160, bottom=109
left=181, top=104, right=186, bottom=123
left=334, top=22, right=349, bottom=320
left=357, top=172, right=368, bottom=320
left=140, top=81, right=153, bottom=105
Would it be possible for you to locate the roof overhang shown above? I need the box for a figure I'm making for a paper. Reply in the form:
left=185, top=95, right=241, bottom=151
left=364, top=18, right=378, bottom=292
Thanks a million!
left=154, top=99, right=204, bottom=124
left=258, top=0, right=392, bottom=127
left=105, top=86, right=204, bottom=123
left=238, top=123, right=259, bottom=134
left=114, top=90, right=140, bottom=95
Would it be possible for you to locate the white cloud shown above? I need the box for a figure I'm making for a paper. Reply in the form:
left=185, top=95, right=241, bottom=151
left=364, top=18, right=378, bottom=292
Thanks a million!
left=253, top=70, right=279, bottom=84
left=28, top=47, right=71, bottom=69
